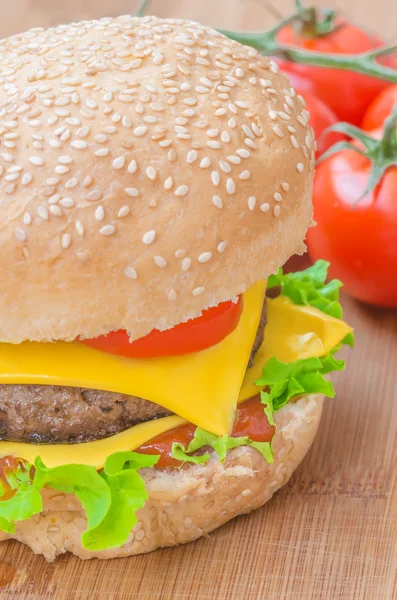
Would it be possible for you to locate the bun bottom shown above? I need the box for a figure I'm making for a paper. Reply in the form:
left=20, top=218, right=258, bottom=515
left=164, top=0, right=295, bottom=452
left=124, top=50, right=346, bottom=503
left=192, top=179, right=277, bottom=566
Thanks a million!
left=0, top=395, right=323, bottom=561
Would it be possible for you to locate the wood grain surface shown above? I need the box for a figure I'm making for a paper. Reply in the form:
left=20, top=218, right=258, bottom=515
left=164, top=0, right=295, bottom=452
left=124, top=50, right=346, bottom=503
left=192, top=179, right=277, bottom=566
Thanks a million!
left=0, top=1, right=396, bottom=598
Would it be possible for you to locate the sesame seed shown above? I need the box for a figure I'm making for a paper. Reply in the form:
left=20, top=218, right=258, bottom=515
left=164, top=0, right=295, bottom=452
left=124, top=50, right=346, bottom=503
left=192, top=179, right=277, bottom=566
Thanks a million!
left=207, top=128, right=219, bottom=138
left=273, top=125, right=284, bottom=138
left=279, top=111, right=291, bottom=121
left=215, top=108, right=226, bottom=117
left=124, top=266, right=138, bottom=280
left=95, top=148, right=109, bottom=157
left=212, top=195, right=223, bottom=209
left=49, top=139, right=61, bottom=149
left=76, top=220, right=85, bottom=236
left=95, top=206, right=105, bottom=221
left=113, top=156, right=125, bottom=169
left=48, top=194, right=60, bottom=205
left=15, top=228, right=26, bottom=242
left=244, top=138, right=257, bottom=150
left=60, top=197, right=74, bottom=208
left=23, top=212, right=32, bottom=225
left=187, top=150, right=198, bottom=164
left=226, top=178, right=236, bottom=194
left=274, top=205, right=281, bottom=217
left=305, top=135, right=312, bottom=149
left=217, top=241, right=227, bottom=253
left=198, top=252, right=212, bottom=263
left=21, top=171, right=33, bottom=185
left=182, top=257, right=191, bottom=271
left=61, top=233, right=71, bottom=249
left=128, top=160, right=137, bottom=174
left=200, top=157, right=211, bottom=169
left=260, top=203, right=270, bottom=213
left=55, top=165, right=69, bottom=175
left=236, top=149, right=250, bottom=159
left=99, top=225, right=115, bottom=236
left=287, top=125, right=296, bottom=134
left=142, top=230, right=156, bottom=245
left=269, top=110, right=277, bottom=121
left=297, top=115, right=307, bottom=127
left=146, top=167, right=157, bottom=180
left=38, top=206, right=49, bottom=220
left=29, top=156, right=44, bottom=166
left=297, top=162, right=304, bottom=173
left=125, top=188, right=139, bottom=197
left=274, top=192, right=283, bottom=202
left=164, top=177, right=173, bottom=190
left=211, top=171, right=220, bottom=186
left=282, top=182, right=291, bottom=192
left=71, top=140, right=88, bottom=150
left=168, top=289, right=177, bottom=301
left=248, top=196, right=256, bottom=211
left=175, top=249, right=186, bottom=259
left=118, top=205, right=130, bottom=218
left=86, top=190, right=102, bottom=201
left=207, top=140, right=221, bottom=149
left=154, top=255, right=167, bottom=268
left=192, top=286, right=205, bottom=297
left=290, top=135, right=299, bottom=149
left=219, top=160, right=231, bottom=174
left=227, top=155, right=241, bottom=165
left=239, top=170, right=250, bottom=180
left=50, top=205, right=63, bottom=216
left=175, top=185, right=189, bottom=197
left=58, top=155, right=73, bottom=165
left=134, top=126, right=147, bottom=137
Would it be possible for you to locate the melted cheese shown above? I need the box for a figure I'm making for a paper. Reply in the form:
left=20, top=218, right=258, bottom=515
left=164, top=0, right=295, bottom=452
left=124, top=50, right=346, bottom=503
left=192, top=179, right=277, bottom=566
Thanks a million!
left=0, top=292, right=352, bottom=469
left=1, top=416, right=185, bottom=469
left=0, top=281, right=266, bottom=437
left=238, top=296, right=353, bottom=401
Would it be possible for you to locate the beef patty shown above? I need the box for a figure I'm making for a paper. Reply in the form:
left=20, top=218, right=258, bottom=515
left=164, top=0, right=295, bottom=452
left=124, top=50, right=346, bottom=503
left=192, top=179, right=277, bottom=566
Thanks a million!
left=0, top=298, right=266, bottom=444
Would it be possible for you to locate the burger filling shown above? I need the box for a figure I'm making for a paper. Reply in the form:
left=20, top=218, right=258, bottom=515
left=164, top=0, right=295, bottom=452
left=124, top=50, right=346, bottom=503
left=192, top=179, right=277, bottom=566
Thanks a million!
left=0, top=262, right=353, bottom=551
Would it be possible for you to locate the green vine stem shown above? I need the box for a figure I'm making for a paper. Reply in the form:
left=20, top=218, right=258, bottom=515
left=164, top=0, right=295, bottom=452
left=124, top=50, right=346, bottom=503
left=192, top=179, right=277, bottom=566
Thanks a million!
left=135, top=0, right=397, bottom=82
left=220, top=17, right=397, bottom=82
left=318, top=104, right=397, bottom=197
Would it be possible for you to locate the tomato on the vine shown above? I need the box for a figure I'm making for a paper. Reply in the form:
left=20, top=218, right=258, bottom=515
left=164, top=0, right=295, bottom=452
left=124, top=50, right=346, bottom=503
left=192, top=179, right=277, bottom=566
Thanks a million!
left=81, top=296, right=243, bottom=358
left=277, top=20, right=393, bottom=125
left=362, top=85, right=397, bottom=130
left=307, top=130, right=397, bottom=307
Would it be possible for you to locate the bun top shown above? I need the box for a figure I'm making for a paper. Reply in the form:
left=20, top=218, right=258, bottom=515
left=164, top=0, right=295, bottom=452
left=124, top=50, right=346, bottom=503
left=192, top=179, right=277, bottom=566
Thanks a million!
left=0, top=16, right=314, bottom=344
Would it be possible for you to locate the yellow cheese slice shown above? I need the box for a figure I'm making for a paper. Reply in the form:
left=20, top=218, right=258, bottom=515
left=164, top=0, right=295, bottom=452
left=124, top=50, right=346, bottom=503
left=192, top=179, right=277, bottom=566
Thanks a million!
left=0, top=415, right=185, bottom=469
left=0, top=293, right=352, bottom=469
left=0, top=281, right=266, bottom=437
left=238, top=296, right=353, bottom=401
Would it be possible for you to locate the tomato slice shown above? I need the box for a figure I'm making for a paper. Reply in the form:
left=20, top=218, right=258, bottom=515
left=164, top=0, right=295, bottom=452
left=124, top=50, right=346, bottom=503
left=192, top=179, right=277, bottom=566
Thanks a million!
left=135, top=397, right=275, bottom=467
left=81, top=296, right=243, bottom=358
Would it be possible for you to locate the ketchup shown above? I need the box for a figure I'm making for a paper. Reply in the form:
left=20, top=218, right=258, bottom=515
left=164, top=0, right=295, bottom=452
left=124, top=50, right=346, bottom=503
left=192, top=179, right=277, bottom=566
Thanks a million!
left=136, top=397, right=275, bottom=467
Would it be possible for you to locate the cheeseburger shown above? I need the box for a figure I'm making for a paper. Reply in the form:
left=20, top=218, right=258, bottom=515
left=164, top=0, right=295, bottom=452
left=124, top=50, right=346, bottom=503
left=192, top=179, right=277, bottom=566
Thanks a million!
left=0, top=16, right=352, bottom=560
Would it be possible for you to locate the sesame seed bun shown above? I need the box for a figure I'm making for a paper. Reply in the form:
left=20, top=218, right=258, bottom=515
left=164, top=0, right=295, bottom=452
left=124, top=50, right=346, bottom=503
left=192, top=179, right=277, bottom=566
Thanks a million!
left=0, top=394, right=323, bottom=561
left=0, top=15, right=314, bottom=344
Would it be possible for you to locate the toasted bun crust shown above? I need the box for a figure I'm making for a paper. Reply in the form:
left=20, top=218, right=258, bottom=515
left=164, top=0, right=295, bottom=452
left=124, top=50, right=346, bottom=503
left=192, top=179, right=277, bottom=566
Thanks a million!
left=0, top=16, right=314, bottom=344
left=0, top=394, right=323, bottom=561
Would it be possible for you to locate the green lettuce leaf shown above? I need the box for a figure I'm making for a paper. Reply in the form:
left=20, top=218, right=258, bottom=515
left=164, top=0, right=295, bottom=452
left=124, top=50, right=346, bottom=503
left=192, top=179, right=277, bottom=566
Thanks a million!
left=257, top=353, right=345, bottom=412
left=0, top=452, right=160, bottom=551
left=83, top=452, right=159, bottom=551
left=268, top=260, right=354, bottom=347
left=172, top=430, right=274, bottom=465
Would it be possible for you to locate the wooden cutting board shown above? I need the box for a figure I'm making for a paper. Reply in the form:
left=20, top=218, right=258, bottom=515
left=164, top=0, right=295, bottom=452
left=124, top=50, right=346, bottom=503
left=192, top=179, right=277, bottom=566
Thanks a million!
left=0, top=1, right=396, bottom=598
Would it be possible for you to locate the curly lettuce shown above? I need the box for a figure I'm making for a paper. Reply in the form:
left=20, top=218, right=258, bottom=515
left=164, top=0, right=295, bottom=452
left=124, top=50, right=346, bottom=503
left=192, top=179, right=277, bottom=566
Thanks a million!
left=0, top=451, right=159, bottom=551
left=268, top=260, right=354, bottom=347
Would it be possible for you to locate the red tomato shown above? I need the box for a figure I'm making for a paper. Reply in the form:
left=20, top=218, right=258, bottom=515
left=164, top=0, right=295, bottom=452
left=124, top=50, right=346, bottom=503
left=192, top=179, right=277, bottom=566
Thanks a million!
left=135, top=397, right=275, bottom=467
left=307, top=134, right=397, bottom=307
left=362, top=85, right=397, bottom=130
left=277, top=20, right=393, bottom=125
left=81, top=296, right=243, bottom=358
